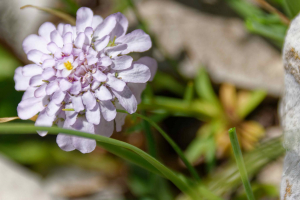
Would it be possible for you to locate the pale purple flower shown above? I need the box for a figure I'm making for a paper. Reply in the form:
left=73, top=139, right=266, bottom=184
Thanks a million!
left=14, top=7, right=157, bottom=153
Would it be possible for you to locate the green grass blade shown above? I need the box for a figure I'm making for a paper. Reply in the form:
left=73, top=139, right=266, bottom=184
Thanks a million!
left=228, top=128, right=255, bottom=200
left=98, top=142, right=161, bottom=176
left=120, top=110, right=201, bottom=182
left=0, top=123, right=199, bottom=199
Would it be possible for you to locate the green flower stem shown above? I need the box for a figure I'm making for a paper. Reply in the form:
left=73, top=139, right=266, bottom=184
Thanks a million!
left=228, top=127, right=255, bottom=200
left=0, top=123, right=198, bottom=199
left=118, top=109, right=201, bottom=182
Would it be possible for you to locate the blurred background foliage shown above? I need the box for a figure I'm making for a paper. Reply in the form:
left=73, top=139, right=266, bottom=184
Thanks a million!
left=0, top=0, right=298, bottom=199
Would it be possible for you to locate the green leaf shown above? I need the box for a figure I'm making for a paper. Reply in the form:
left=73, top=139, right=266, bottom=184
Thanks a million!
left=195, top=68, right=220, bottom=107
left=283, top=0, right=300, bottom=18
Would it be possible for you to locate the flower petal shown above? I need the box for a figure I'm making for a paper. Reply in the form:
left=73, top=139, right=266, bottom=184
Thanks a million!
left=92, top=15, right=103, bottom=29
left=46, top=100, right=61, bottom=116
left=94, top=35, right=109, bottom=52
left=115, top=103, right=127, bottom=132
left=135, top=57, right=157, bottom=81
left=95, top=85, right=113, bottom=101
left=92, top=70, right=107, bottom=82
left=76, top=7, right=94, bottom=33
left=42, top=67, right=56, bottom=80
left=112, top=85, right=137, bottom=114
left=42, top=59, right=55, bottom=68
left=34, top=84, right=47, bottom=98
left=65, top=103, right=78, bottom=125
left=99, top=100, right=116, bottom=121
left=86, top=55, right=98, bottom=65
left=50, top=30, right=64, bottom=48
left=118, top=63, right=151, bottom=83
left=71, top=96, right=84, bottom=112
left=110, top=12, right=128, bottom=38
left=14, top=67, right=30, bottom=91
left=71, top=116, right=96, bottom=153
left=22, top=64, right=43, bottom=77
left=63, top=32, right=73, bottom=45
left=57, top=23, right=64, bottom=35
left=63, top=24, right=73, bottom=36
left=17, top=97, right=45, bottom=119
left=38, top=22, right=56, bottom=42
left=111, top=55, right=133, bottom=70
left=99, top=56, right=112, bottom=67
left=52, top=90, right=66, bottom=104
left=22, top=87, right=36, bottom=100
left=82, top=90, right=96, bottom=110
left=35, top=109, right=56, bottom=136
left=95, top=115, right=114, bottom=137
left=22, top=34, right=49, bottom=54
left=59, top=79, right=72, bottom=91
left=27, top=50, right=44, bottom=64
left=127, top=83, right=146, bottom=104
left=29, top=75, right=43, bottom=87
left=86, top=103, right=100, bottom=125
left=46, top=81, right=59, bottom=95
left=116, top=29, right=151, bottom=54
left=105, top=44, right=127, bottom=58
left=57, top=133, right=76, bottom=152
left=74, top=32, right=87, bottom=49
left=94, top=15, right=116, bottom=40
left=70, top=81, right=82, bottom=95
left=106, top=75, right=126, bottom=91
left=62, top=43, right=73, bottom=56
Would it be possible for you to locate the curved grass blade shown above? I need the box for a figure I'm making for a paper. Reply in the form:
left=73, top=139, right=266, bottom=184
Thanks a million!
left=0, top=123, right=199, bottom=199
left=118, top=110, right=201, bottom=182
left=20, top=5, right=76, bottom=25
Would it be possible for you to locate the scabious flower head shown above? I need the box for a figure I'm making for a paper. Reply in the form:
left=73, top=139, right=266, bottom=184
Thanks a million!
left=14, top=7, right=157, bottom=153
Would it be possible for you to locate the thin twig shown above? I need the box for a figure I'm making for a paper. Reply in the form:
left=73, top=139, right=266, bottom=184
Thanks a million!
left=255, top=0, right=290, bottom=25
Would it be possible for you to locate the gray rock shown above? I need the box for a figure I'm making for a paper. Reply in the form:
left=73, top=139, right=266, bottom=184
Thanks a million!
left=0, top=154, right=53, bottom=200
left=44, top=167, right=124, bottom=200
left=280, top=12, right=300, bottom=200
left=136, top=0, right=284, bottom=96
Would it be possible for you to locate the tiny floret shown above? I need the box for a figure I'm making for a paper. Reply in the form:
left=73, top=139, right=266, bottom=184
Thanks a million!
left=14, top=7, right=157, bottom=153
left=64, top=61, right=73, bottom=70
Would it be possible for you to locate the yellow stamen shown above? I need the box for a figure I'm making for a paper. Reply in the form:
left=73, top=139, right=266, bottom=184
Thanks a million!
left=64, top=61, right=73, bottom=70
